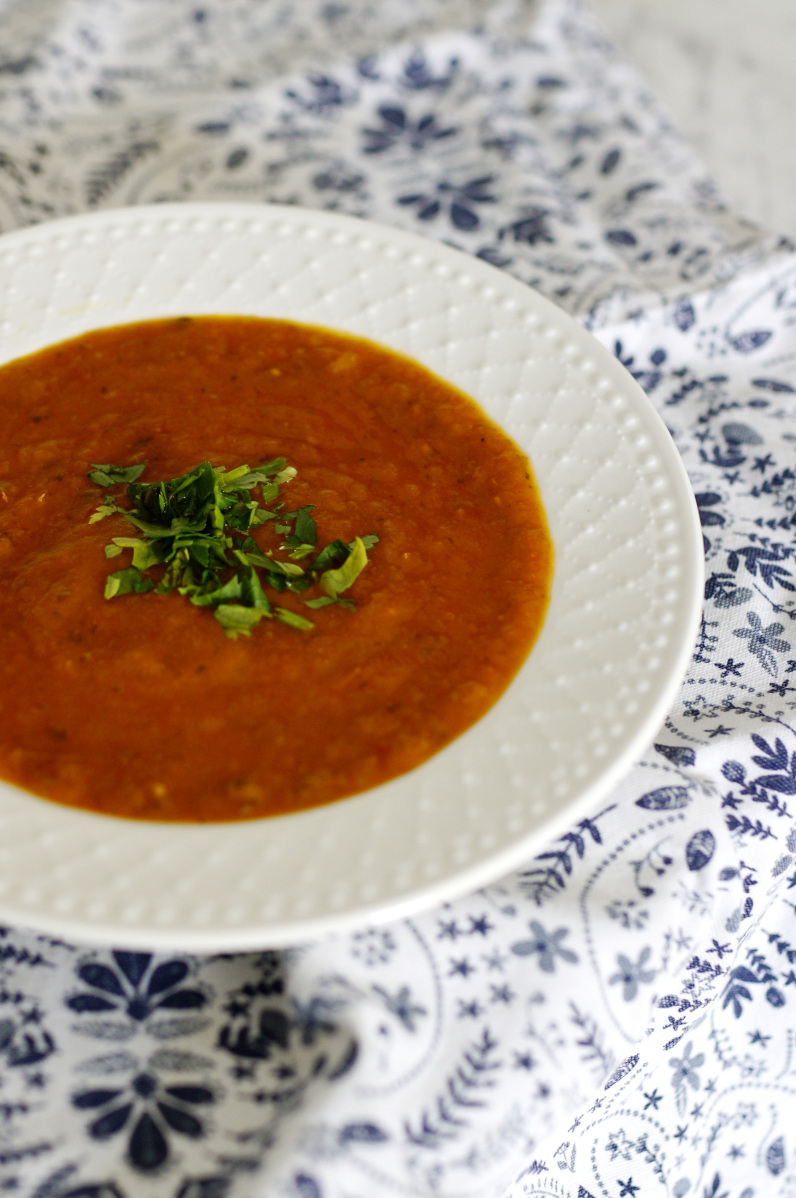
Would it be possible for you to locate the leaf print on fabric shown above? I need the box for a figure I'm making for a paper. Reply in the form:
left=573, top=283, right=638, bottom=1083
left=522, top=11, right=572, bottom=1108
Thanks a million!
left=511, top=922, right=578, bottom=973
left=498, top=207, right=555, bottom=247
left=85, top=139, right=160, bottom=206
left=705, top=572, right=752, bottom=608
left=294, top=1174, right=323, bottom=1198
left=727, top=543, right=795, bottom=591
left=673, top=298, right=696, bottom=331
left=701, top=1175, right=729, bottom=1198
left=398, top=50, right=459, bottom=92
left=339, top=1122, right=389, bottom=1143
left=685, top=830, right=716, bottom=871
left=722, top=421, right=764, bottom=447
left=766, top=1136, right=786, bottom=1175
left=403, top=1028, right=500, bottom=1148
left=608, top=948, right=656, bottom=1001
left=725, top=811, right=776, bottom=840
left=732, top=612, right=790, bottom=675
left=695, top=491, right=724, bottom=529
left=599, top=146, right=621, bottom=175
left=226, top=146, right=249, bottom=169
left=696, top=502, right=728, bottom=557
left=613, top=341, right=667, bottom=392
left=606, top=229, right=636, bottom=247
left=729, top=330, right=773, bottom=353
left=722, top=966, right=764, bottom=1018
left=517, top=807, right=615, bottom=905
left=635, top=785, right=691, bottom=810
left=750, top=734, right=796, bottom=794
left=752, top=376, right=795, bottom=393
left=311, top=160, right=365, bottom=196
left=700, top=439, right=746, bottom=470
left=653, top=744, right=696, bottom=768
left=284, top=74, right=356, bottom=113
left=568, top=1002, right=615, bottom=1078
left=603, top=1053, right=638, bottom=1090
left=722, top=760, right=746, bottom=784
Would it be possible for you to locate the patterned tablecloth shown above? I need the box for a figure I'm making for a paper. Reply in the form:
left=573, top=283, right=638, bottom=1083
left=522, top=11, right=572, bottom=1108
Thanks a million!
left=2, top=1, right=796, bottom=1195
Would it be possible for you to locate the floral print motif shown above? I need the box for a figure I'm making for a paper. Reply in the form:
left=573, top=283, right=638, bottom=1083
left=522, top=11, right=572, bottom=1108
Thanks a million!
left=67, top=952, right=208, bottom=1026
left=609, top=948, right=656, bottom=1001
left=397, top=174, right=497, bottom=228
left=732, top=612, right=791, bottom=675
left=362, top=105, right=457, bottom=154
left=510, top=921, right=579, bottom=973
left=669, top=1041, right=705, bottom=1092
left=72, top=1069, right=214, bottom=1172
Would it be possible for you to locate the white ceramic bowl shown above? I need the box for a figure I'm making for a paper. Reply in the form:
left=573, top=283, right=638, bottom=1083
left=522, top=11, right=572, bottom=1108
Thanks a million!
left=0, top=203, right=702, bottom=949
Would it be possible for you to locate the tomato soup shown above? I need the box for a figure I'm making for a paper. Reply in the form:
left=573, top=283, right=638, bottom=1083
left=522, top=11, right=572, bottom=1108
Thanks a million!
left=0, top=317, right=552, bottom=821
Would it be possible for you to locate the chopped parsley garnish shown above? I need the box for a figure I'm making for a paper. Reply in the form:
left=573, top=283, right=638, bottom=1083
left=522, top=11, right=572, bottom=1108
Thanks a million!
left=88, top=462, right=148, bottom=488
left=88, top=459, right=378, bottom=637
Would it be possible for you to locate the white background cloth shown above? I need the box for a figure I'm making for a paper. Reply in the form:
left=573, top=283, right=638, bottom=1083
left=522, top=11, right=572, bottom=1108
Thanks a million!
left=590, top=0, right=796, bottom=241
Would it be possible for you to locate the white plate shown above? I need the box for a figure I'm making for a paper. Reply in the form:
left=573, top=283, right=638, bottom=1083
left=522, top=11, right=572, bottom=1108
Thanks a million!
left=0, top=203, right=702, bottom=950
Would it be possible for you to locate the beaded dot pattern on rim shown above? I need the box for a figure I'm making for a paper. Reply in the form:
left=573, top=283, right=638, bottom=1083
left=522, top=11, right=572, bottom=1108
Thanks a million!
left=0, top=203, right=703, bottom=950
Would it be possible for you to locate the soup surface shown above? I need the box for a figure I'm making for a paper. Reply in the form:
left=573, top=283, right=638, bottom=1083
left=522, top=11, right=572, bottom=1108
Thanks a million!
left=0, top=316, right=552, bottom=821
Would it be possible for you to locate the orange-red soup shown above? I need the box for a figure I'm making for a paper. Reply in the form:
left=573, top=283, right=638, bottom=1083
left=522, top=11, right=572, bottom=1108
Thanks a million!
left=0, top=317, right=552, bottom=822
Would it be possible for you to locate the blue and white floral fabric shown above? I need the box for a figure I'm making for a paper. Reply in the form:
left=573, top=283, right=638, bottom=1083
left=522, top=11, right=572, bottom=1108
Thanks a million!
left=1, top=1, right=796, bottom=1195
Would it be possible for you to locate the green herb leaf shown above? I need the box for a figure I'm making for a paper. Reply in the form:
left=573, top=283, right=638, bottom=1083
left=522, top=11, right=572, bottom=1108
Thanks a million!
left=294, top=507, right=317, bottom=546
left=238, top=561, right=272, bottom=613
left=88, top=462, right=147, bottom=488
left=273, top=466, right=297, bottom=485
left=109, top=537, right=166, bottom=572
left=263, top=571, right=287, bottom=593
left=310, top=539, right=349, bottom=572
left=288, top=542, right=316, bottom=561
left=105, top=567, right=156, bottom=599
left=214, top=604, right=269, bottom=638
left=249, top=505, right=277, bottom=526
left=255, top=457, right=287, bottom=476
left=189, top=574, right=245, bottom=607
left=274, top=607, right=314, bottom=631
left=321, top=536, right=369, bottom=598
left=267, top=559, right=305, bottom=578
left=89, top=502, right=120, bottom=524
left=304, top=595, right=337, bottom=609
left=305, top=595, right=357, bottom=611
